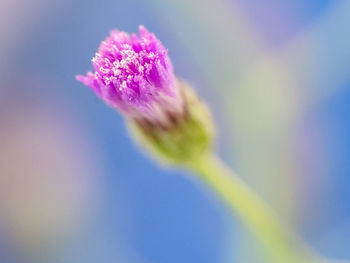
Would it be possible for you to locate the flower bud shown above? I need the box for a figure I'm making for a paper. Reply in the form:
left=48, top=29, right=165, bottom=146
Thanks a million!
left=77, top=26, right=214, bottom=164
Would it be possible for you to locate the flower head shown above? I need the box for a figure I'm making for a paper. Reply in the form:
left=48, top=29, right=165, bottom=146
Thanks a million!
left=77, top=26, right=183, bottom=124
left=77, top=26, right=214, bottom=164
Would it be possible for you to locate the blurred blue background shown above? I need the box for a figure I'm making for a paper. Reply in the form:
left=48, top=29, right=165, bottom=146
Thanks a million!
left=0, top=0, right=349, bottom=262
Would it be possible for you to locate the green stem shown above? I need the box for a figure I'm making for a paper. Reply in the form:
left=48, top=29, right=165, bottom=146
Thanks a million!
left=189, top=152, right=321, bottom=263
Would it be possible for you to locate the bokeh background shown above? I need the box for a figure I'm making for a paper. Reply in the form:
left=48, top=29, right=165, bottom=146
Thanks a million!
left=0, top=0, right=349, bottom=262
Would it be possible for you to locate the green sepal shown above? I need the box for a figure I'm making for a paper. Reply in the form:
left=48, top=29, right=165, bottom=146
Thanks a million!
left=128, top=81, right=215, bottom=166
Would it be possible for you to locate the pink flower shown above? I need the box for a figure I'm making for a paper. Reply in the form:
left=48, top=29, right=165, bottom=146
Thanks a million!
left=77, top=26, right=183, bottom=125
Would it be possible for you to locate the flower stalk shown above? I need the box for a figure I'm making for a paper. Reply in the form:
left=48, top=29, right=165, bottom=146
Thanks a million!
left=189, top=152, right=321, bottom=263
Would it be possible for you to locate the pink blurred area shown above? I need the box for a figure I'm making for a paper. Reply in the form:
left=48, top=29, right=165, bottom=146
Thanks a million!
left=0, top=84, right=102, bottom=260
